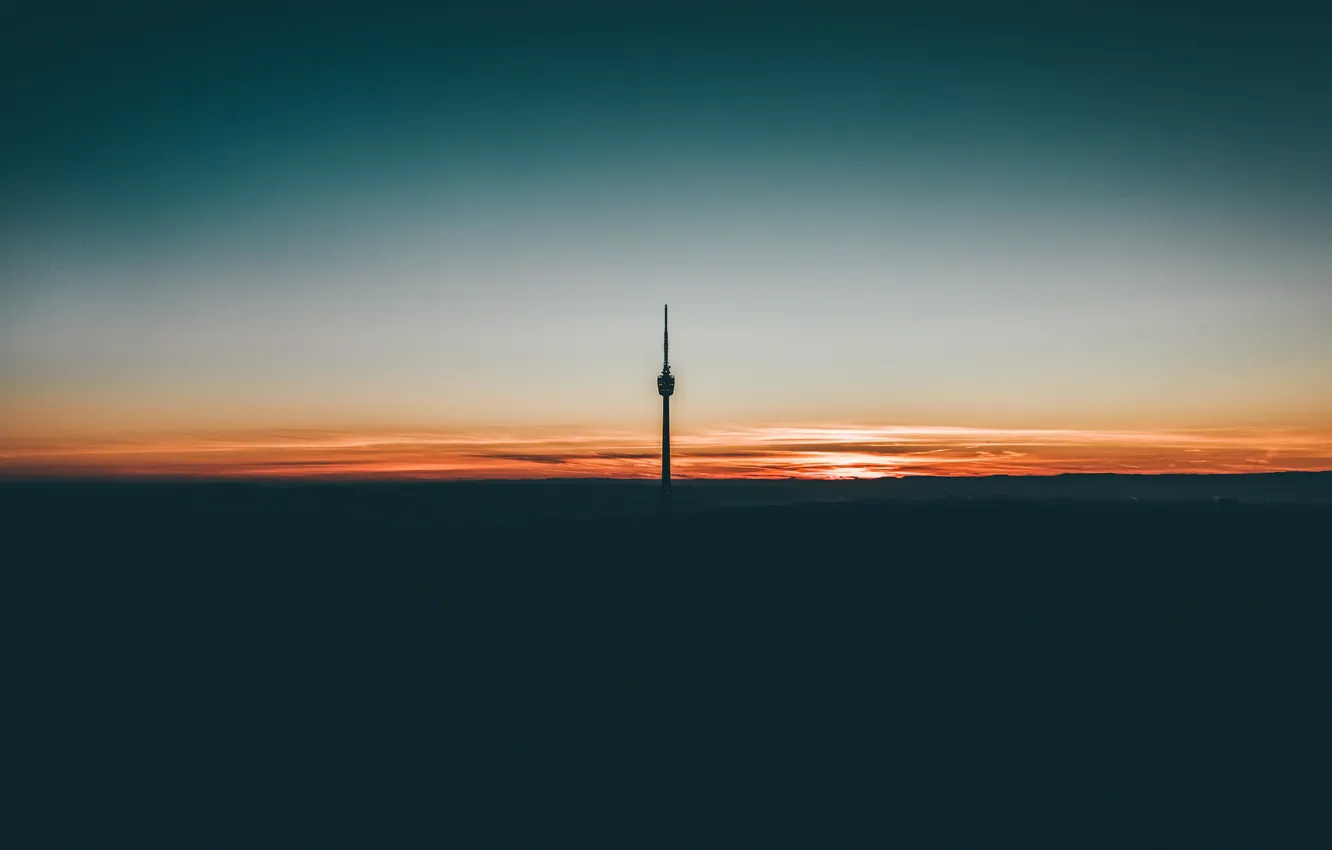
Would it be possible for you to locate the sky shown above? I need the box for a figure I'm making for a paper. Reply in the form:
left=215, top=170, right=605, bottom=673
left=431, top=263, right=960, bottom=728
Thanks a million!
left=2, top=1, right=1330, bottom=478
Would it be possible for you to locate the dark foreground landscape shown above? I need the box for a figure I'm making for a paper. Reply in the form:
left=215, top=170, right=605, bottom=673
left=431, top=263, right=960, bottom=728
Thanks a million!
left=6, top=474, right=1332, bottom=847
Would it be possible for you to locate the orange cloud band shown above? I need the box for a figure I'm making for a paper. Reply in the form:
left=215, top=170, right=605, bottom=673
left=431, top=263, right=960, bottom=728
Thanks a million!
left=3, top=425, right=1332, bottom=479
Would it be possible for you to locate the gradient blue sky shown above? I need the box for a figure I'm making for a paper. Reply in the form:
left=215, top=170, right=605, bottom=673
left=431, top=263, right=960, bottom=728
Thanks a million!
left=2, top=2, right=1330, bottom=468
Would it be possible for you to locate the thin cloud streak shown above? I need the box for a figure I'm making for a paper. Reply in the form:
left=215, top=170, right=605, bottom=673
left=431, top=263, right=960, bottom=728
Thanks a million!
left=4, top=425, right=1331, bottom=479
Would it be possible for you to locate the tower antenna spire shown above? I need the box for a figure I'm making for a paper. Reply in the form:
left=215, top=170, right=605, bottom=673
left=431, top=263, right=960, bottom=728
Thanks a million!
left=663, top=304, right=670, bottom=371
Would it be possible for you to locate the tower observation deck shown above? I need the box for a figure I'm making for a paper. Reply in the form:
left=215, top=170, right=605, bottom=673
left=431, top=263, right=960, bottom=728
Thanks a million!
left=657, top=305, right=675, bottom=493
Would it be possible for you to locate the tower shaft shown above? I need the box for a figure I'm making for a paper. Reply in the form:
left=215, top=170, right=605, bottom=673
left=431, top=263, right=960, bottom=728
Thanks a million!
left=662, top=394, right=670, bottom=490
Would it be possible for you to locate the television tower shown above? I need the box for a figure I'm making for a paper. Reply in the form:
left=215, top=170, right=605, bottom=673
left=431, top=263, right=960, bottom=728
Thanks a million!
left=657, top=305, right=675, bottom=494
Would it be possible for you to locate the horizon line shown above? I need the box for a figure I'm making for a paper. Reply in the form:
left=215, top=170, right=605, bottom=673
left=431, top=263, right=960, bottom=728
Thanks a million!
left=3, top=470, right=1331, bottom=485
left=4, top=423, right=1332, bottom=480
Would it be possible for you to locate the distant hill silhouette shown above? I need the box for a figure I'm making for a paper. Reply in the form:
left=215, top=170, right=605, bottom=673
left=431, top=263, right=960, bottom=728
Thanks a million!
left=3, top=471, right=1328, bottom=525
